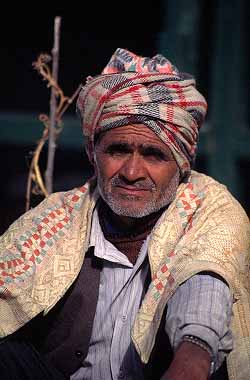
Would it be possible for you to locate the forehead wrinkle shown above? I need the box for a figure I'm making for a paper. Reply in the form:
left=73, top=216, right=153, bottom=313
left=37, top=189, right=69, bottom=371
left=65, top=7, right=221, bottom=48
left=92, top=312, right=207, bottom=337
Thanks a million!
left=102, top=140, right=174, bottom=160
left=105, top=140, right=168, bottom=151
left=96, top=124, right=174, bottom=157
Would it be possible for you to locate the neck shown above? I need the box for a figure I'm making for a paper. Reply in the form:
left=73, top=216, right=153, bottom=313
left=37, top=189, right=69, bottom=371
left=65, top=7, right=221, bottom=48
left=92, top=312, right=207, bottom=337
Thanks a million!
left=103, top=209, right=147, bottom=231
left=97, top=199, right=167, bottom=265
left=98, top=198, right=167, bottom=237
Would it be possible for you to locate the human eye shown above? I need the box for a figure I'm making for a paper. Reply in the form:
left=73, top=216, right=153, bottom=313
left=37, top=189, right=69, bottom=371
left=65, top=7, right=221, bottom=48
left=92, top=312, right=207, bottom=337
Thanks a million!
left=142, top=147, right=168, bottom=162
left=105, top=143, right=131, bottom=156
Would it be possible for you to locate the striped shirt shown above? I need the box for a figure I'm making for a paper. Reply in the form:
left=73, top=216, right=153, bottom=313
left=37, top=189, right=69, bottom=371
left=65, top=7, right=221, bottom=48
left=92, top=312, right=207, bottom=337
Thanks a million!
left=71, top=209, right=233, bottom=380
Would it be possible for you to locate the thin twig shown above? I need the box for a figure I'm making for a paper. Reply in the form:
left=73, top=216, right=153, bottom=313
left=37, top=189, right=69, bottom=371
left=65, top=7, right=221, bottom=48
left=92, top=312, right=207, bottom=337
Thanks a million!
left=26, top=17, right=82, bottom=210
left=25, top=123, right=49, bottom=211
left=26, top=156, right=35, bottom=212
left=45, top=16, right=61, bottom=194
left=33, top=132, right=49, bottom=197
left=56, top=84, right=82, bottom=120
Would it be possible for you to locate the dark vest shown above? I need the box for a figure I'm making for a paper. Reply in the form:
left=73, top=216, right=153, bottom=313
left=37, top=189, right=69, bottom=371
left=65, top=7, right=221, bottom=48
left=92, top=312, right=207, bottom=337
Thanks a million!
left=18, top=248, right=101, bottom=376
left=16, top=247, right=227, bottom=380
left=16, top=247, right=171, bottom=378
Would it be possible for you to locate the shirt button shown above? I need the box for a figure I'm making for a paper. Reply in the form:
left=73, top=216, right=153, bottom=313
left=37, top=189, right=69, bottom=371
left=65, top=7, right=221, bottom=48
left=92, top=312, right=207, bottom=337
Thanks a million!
left=75, top=350, right=83, bottom=358
left=118, top=369, right=125, bottom=379
left=122, top=315, right=127, bottom=322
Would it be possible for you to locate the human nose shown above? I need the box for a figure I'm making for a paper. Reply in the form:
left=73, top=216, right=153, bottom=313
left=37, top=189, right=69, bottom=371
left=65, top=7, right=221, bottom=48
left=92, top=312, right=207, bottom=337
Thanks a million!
left=119, top=153, right=146, bottom=182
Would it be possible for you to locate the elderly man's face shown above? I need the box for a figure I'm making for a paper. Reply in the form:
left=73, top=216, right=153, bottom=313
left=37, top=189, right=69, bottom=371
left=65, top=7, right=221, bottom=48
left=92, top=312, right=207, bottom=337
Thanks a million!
left=94, top=124, right=180, bottom=218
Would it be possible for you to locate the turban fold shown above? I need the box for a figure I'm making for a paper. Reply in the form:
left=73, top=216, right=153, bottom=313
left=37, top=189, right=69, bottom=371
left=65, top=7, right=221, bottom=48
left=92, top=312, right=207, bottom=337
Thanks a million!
left=76, top=48, right=207, bottom=176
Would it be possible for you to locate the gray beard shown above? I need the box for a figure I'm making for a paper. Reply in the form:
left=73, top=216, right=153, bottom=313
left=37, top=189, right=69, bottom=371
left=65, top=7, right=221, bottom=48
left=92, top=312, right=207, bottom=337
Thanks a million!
left=98, top=171, right=180, bottom=218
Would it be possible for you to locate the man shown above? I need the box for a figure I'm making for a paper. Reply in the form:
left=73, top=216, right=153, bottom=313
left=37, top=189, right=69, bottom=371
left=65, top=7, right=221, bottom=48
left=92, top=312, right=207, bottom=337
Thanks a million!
left=0, top=48, right=250, bottom=380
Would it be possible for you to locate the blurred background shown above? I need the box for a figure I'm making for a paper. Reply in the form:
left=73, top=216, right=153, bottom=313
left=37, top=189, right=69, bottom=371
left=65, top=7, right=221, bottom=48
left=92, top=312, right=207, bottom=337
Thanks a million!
left=1, top=0, right=250, bottom=234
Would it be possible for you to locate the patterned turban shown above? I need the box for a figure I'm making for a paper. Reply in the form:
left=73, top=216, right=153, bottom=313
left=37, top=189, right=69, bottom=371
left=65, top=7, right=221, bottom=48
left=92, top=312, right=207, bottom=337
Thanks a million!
left=76, top=48, right=207, bottom=176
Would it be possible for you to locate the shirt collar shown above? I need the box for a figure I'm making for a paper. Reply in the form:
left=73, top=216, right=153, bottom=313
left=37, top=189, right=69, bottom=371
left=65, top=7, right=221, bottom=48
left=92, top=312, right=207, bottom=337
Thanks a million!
left=89, top=208, right=149, bottom=268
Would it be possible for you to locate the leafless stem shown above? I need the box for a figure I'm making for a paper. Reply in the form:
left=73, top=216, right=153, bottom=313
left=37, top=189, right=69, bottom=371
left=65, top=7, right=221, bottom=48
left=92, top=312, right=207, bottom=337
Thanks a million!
left=26, top=17, right=82, bottom=211
left=45, top=16, right=61, bottom=194
left=25, top=125, right=49, bottom=211
left=26, top=157, right=35, bottom=212
left=56, top=84, right=82, bottom=120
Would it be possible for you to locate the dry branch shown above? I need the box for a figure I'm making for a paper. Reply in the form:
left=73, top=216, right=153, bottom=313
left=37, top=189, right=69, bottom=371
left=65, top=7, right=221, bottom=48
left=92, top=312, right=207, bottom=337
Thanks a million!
left=25, top=18, right=82, bottom=211
left=45, top=16, right=61, bottom=194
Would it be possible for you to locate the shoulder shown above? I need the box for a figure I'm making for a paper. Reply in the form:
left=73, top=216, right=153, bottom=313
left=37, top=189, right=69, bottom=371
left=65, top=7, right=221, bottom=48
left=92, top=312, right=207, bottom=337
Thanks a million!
left=188, top=170, right=228, bottom=193
left=0, top=182, right=92, bottom=243
left=187, top=170, right=243, bottom=209
left=175, top=170, right=250, bottom=239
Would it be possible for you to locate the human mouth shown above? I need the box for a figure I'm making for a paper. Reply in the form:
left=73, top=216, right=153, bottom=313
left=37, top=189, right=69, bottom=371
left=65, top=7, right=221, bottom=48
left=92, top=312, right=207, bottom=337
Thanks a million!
left=114, top=185, right=151, bottom=196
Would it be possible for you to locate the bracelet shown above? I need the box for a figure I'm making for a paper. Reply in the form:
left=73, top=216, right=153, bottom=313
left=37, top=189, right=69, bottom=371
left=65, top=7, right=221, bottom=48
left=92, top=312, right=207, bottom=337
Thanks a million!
left=182, top=335, right=213, bottom=357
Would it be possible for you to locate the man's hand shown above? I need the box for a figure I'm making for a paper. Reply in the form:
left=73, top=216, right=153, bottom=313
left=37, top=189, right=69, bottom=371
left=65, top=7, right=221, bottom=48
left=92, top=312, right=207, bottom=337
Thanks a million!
left=160, top=341, right=211, bottom=380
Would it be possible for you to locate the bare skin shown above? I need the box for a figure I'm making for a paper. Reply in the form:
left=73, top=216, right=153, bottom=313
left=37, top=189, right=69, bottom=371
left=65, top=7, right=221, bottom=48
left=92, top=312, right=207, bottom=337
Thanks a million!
left=161, top=342, right=211, bottom=380
left=94, top=124, right=211, bottom=379
left=94, top=123, right=180, bottom=227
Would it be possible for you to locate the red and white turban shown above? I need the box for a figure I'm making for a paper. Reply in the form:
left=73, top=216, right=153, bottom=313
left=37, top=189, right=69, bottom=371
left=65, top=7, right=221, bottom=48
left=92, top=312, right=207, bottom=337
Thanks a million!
left=76, top=48, right=207, bottom=176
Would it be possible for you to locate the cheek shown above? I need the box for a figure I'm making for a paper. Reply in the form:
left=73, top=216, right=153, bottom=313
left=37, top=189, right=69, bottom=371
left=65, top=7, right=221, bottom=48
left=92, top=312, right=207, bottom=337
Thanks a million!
left=152, top=164, right=179, bottom=190
left=95, top=156, right=121, bottom=181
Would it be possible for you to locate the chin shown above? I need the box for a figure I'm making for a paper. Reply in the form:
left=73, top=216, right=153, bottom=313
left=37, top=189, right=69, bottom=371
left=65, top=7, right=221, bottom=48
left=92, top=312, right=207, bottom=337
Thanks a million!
left=101, top=191, right=161, bottom=217
left=110, top=203, right=155, bottom=218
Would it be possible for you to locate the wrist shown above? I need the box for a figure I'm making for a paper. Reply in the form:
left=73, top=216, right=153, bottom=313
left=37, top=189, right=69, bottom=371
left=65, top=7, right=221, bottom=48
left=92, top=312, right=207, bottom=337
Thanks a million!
left=163, top=339, right=211, bottom=380
left=182, top=335, right=215, bottom=374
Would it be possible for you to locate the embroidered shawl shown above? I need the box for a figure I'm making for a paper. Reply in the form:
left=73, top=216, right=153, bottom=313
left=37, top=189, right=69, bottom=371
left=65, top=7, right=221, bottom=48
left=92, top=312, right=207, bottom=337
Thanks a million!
left=0, top=171, right=249, bottom=380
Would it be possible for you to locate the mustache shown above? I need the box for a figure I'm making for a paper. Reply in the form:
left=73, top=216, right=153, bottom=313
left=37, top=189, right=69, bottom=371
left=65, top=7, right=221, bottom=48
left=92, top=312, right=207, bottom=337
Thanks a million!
left=110, top=176, right=156, bottom=191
